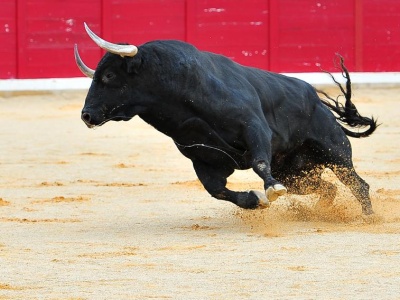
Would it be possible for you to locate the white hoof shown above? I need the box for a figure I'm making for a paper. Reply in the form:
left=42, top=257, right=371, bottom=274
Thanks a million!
left=265, top=184, right=287, bottom=202
left=251, top=190, right=270, bottom=208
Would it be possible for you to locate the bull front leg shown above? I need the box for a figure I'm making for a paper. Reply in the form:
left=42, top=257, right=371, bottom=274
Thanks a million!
left=253, top=160, right=287, bottom=202
left=192, top=160, right=270, bottom=209
left=245, top=121, right=287, bottom=202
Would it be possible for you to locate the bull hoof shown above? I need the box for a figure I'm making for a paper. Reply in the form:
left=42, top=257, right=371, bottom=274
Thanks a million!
left=265, top=184, right=287, bottom=202
left=361, top=212, right=382, bottom=224
left=250, top=190, right=270, bottom=208
left=362, top=205, right=374, bottom=215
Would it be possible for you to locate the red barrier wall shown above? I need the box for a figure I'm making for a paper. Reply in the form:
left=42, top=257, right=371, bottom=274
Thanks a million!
left=0, top=0, right=17, bottom=78
left=17, top=0, right=102, bottom=78
left=269, top=0, right=356, bottom=72
left=360, top=0, right=400, bottom=72
left=1, top=0, right=399, bottom=79
left=187, top=0, right=270, bottom=70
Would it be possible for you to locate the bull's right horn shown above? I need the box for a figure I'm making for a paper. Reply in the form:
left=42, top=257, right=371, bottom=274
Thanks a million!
left=84, top=22, right=138, bottom=57
left=74, top=44, right=95, bottom=78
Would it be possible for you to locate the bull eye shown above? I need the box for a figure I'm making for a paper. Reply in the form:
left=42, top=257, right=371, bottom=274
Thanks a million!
left=102, top=72, right=116, bottom=83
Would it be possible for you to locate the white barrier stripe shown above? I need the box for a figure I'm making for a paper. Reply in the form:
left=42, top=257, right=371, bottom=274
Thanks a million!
left=0, top=73, right=399, bottom=92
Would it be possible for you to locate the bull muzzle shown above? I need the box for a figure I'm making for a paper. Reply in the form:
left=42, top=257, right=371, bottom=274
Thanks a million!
left=81, top=111, right=92, bottom=125
left=81, top=108, right=104, bottom=128
left=81, top=111, right=96, bottom=128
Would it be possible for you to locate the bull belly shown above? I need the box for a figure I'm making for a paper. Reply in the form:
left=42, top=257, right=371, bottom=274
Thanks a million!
left=175, top=142, right=250, bottom=170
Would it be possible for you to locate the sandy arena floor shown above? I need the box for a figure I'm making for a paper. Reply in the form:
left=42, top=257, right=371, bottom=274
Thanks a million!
left=0, top=86, right=399, bottom=299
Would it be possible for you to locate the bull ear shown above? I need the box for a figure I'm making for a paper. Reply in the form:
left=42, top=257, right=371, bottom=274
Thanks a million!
left=125, top=56, right=142, bottom=74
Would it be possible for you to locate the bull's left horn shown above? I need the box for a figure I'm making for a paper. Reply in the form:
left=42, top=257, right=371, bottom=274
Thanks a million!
left=74, top=44, right=95, bottom=78
left=84, top=22, right=138, bottom=57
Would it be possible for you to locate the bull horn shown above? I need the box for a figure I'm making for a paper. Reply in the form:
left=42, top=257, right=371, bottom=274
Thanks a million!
left=74, top=44, right=95, bottom=78
left=84, top=22, right=138, bottom=57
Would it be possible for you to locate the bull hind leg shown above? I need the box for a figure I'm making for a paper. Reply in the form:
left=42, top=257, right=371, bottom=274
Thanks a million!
left=322, top=147, right=373, bottom=214
left=192, top=161, right=270, bottom=209
left=314, top=179, right=338, bottom=209
left=331, top=166, right=373, bottom=215
left=277, top=166, right=338, bottom=208
left=299, top=155, right=373, bottom=215
left=307, top=134, right=373, bottom=214
left=279, top=159, right=372, bottom=215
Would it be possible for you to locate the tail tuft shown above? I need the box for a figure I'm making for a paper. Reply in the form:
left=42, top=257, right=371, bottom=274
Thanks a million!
left=316, top=54, right=379, bottom=138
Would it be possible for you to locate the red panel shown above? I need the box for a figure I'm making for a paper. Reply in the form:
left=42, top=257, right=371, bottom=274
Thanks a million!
left=17, top=0, right=102, bottom=79
left=269, top=0, right=355, bottom=72
left=187, top=0, right=269, bottom=70
left=0, top=0, right=17, bottom=78
left=361, top=0, right=400, bottom=71
left=3, top=0, right=400, bottom=79
left=102, top=0, right=186, bottom=47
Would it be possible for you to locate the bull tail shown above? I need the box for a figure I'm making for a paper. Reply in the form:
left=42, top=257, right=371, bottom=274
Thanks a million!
left=316, top=54, right=378, bottom=138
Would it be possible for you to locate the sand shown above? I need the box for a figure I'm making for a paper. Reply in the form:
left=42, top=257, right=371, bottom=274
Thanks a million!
left=0, top=86, right=399, bottom=299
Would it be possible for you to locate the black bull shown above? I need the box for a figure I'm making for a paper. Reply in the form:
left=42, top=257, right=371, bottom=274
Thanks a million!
left=75, top=24, right=377, bottom=215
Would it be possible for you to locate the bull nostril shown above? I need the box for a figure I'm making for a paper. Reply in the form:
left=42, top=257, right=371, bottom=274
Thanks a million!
left=82, top=112, right=91, bottom=123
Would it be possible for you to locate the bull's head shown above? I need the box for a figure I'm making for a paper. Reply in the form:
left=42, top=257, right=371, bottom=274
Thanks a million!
left=74, top=23, right=144, bottom=128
